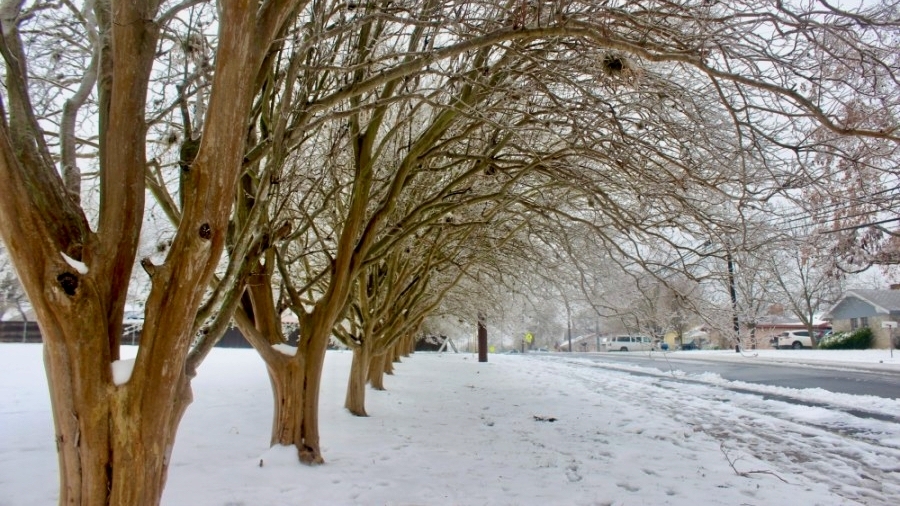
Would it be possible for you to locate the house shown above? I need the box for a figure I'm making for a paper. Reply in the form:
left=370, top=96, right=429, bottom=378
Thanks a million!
left=822, top=289, right=900, bottom=349
left=750, top=315, right=831, bottom=349
left=663, top=326, right=711, bottom=349
left=557, top=333, right=603, bottom=352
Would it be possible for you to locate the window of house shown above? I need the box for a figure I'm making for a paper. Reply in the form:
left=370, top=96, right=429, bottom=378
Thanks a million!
left=850, top=318, right=858, bottom=330
left=861, top=317, right=869, bottom=328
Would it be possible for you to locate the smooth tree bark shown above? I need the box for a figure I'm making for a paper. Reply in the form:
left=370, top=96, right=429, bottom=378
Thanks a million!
left=0, top=0, right=304, bottom=503
left=344, top=333, right=373, bottom=416
left=231, top=248, right=334, bottom=461
left=366, top=351, right=390, bottom=391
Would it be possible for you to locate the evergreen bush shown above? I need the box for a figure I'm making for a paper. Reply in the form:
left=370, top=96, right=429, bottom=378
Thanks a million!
left=818, top=327, right=874, bottom=350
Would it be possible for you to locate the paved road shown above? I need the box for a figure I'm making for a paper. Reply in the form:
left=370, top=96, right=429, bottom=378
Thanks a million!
left=564, top=352, right=900, bottom=400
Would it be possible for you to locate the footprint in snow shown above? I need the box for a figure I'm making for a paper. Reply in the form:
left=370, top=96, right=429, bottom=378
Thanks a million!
left=616, top=482, right=640, bottom=492
left=565, top=463, right=583, bottom=482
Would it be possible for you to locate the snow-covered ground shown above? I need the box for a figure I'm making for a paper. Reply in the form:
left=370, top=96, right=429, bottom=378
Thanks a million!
left=1, top=344, right=898, bottom=505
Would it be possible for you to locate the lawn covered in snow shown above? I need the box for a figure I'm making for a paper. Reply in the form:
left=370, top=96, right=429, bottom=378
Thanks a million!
left=1, top=344, right=898, bottom=505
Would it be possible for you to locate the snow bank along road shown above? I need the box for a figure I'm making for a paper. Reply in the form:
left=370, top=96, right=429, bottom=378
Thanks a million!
left=529, top=351, right=900, bottom=504
left=574, top=350, right=900, bottom=400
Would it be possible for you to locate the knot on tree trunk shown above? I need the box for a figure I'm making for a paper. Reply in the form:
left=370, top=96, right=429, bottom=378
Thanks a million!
left=56, top=272, right=78, bottom=296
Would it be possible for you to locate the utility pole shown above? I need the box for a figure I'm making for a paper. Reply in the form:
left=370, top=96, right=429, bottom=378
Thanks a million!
left=566, top=304, right=572, bottom=352
left=727, top=251, right=740, bottom=352
left=477, top=313, right=487, bottom=362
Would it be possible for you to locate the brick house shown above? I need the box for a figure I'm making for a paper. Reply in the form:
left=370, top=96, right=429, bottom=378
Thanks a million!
left=822, top=289, right=900, bottom=349
left=749, top=315, right=831, bottom=349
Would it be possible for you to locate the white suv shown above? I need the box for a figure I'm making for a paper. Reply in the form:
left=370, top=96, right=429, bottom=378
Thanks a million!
left=602, top=335, right=654, bottom=352
left=773, top=330, right=812, bottom=349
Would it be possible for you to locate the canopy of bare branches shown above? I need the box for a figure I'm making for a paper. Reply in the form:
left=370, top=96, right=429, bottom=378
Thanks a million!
left=2, top=1, right=899, bottom=503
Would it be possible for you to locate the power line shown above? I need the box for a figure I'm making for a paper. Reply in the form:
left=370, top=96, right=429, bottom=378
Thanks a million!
left=818, top=216, right=900, bottom=234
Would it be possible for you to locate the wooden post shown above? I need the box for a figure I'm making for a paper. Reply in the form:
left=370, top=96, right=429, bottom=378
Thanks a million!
left=477, top=313, right=487, bottom=362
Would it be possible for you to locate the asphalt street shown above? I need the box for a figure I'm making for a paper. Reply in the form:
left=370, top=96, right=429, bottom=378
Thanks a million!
left=564, top=351, right=900, bottom=400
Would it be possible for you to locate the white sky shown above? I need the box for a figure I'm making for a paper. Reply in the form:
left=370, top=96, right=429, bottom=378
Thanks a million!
left=1, top=345, right=898, bottom=505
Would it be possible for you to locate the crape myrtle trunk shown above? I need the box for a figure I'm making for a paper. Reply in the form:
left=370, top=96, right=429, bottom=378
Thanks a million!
left=345, top=339, right=372, bottom=416
left=239, top=281, right=333, bottom=464
left=0, top=1, right=303, bottom=503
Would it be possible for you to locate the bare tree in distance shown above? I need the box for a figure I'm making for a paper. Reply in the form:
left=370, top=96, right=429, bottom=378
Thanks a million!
left=0, top=243, right=29, bottom=321
left=768, top=220, right=845, bottom=347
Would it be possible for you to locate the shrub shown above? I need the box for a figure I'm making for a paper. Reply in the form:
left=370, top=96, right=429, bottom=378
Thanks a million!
left=818, top=327, right=874, bottom=350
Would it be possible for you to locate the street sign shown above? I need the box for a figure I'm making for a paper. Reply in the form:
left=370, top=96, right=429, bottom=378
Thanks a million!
left=884, top=322, right=897, bottom=358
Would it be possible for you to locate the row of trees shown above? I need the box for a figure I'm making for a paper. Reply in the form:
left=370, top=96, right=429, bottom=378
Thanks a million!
left=2, top=1, right=899, bottom=504
left=466, top=217, right=847, bottom=351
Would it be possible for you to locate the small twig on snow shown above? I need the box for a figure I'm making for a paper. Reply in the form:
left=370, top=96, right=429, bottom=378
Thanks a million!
left=720, top=443, right=790, bottom=483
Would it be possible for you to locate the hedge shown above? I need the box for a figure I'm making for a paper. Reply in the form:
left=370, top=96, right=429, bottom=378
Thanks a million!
left=818, top=327, right=874, bottom=350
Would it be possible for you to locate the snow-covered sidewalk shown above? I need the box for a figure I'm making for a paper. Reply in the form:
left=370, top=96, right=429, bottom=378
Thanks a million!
left=1, top=344, right=898, bottom=505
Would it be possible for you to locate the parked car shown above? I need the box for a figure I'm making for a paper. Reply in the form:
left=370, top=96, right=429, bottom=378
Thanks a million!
left=602, top=335, right=654, bottom=352
left=680, top=340, right=699, bottom=351
left=772, top=330, right=812, bottom=349
left=123, top=311, right=144, bottom=324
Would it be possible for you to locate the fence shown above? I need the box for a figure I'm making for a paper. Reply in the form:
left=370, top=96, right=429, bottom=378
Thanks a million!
left=0, top=321, right=255, bottom=348
left=0, top=321, right=41, bottom=343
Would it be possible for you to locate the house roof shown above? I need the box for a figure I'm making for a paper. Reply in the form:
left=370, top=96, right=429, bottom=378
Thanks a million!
left=1, top=306, right=36, bottom=322
left=754, top=315, right=830, bottom=328
left=557, top=333, right=599, bottom=347
left=824, top=289, right=900, bottom=317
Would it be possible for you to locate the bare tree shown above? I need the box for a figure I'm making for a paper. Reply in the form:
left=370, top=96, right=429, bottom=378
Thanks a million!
left=768, top=222, right=844, bottom=346
left=222, top=0, right=619, bottom=462
left=0, top=243, right=29, bottom=321
left=3, top=1, right=899, bottom=503
left=1, top=0, right=310, bottom=503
